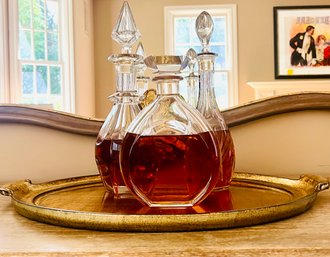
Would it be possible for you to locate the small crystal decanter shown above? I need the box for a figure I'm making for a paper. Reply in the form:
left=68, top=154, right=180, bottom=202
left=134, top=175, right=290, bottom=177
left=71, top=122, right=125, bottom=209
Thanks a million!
left=185, top=48, right=199, bottom=108
left=135, top=42, right=149, bottom=96
left=195, top=11, right=235, bottom=190
left=120, top=57, right=221, bottom=207
left=95, top=1, right=142, bottom=198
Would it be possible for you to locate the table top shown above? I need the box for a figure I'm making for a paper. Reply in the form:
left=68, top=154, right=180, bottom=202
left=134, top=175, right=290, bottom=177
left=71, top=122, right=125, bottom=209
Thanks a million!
left=1, top=189, right=330, bottom=256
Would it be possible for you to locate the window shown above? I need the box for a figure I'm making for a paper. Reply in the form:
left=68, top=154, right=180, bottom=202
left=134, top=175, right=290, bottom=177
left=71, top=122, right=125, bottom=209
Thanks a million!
left=0, top=0, right=75, bottom=112
left=164, top=5, right=238, bottom=109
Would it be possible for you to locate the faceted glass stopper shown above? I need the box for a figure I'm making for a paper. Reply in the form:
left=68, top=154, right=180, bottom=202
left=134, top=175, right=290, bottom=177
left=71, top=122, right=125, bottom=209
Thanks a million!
left=135, top=42, right=145, bottom=57
left=144, top=55, right=187, bottom=74
left=112, top=1, right=141, bottom=53
left=195, top=11, right=214, bottom=53
left=186, top=48, right=197, bottom=74
left=135, top=42, right=147, bottom=76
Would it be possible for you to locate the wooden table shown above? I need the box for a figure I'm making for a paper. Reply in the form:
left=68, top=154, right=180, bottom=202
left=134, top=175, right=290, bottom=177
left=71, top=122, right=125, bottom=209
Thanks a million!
left=1, top=189, right=329, bottom=256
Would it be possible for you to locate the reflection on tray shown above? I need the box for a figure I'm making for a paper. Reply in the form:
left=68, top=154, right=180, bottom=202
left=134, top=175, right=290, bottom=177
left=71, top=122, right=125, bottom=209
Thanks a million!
left=101, top=190, right=233, bottom=215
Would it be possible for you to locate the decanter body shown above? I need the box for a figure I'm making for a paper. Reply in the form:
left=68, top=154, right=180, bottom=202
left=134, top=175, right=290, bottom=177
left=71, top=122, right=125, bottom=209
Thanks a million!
left=196, top=12, right=235, bottom=190
left=120, top=75, right=221, bottom=207
left=95, top=92, right=140, bottom=197
left=95, top=2, right=142, bottom=198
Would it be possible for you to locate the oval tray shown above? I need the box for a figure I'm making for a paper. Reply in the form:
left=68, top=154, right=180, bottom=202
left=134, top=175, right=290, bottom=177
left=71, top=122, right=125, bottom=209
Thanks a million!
left=0, top=172, right=329, bottom=232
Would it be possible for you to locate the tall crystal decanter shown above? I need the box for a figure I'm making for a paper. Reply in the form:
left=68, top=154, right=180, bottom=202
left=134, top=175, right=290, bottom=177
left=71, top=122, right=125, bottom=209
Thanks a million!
left=120, top=56, right=221, bottom=207
left=185, top=48, right=199, bottom=108
left=195, top=11, right=235, bottom=190
left=95, top=2, right=142, bottom=198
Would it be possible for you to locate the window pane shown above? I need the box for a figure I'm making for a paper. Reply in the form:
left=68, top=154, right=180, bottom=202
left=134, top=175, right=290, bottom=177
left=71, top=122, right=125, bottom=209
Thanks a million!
left=212, top=17, right=226, bottom=43
left=211, top=45, right=226, bottom=69
left=33, top=0, right=45, bottom=30
left=46, top=0, right=59, bottom=30
left=175, top=18, right=190, bottom=44
left=174, top=46, right=189, bottom=55
left=19, top=30, right=32, bottom=60
left=18, top=0, right=32, bottom=28
left=47, top=32, right=59, bottom=61
left=174, top=45, right=201, bottom=56
left=34, top=31, right=45, bottom=60
left=36, top=65, right=47, bottom=93
left=191, top=45, right=202, bottom=55
left=50, top=66, right=61, bottom=94
left=190, top=18, right=200, bottom=44
left=22, top=64, right=34, bottom=94
left=214, top=72, right=228, bottom=109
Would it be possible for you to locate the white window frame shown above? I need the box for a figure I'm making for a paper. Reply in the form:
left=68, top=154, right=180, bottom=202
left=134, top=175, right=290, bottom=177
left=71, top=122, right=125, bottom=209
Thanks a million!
left=164, top=5, right=238, bottom=108
left=0, top=0, right=75, bottom=112
left=0, top=0, right=9, bottom=103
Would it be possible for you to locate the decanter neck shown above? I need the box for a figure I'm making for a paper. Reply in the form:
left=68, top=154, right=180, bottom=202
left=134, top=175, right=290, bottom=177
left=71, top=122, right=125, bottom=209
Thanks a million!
left=109, top=54, right=142, bottom=93
left=153, top=75, right=182, bottom=95
left=136, top=76, right=149, bottom=96
left=196, top=53, right=219, bottom=111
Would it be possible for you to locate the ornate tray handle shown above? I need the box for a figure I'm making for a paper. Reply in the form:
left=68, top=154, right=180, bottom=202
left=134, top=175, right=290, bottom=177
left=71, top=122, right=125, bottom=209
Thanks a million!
left=0, top=179, right=33, bottom=197
left=0, top=187, right=11, bottom=197
left=300, top=175, right=330, bottom=192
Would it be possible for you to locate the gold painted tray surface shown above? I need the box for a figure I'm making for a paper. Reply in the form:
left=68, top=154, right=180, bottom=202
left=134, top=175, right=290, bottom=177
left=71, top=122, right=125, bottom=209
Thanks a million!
left=1, top=172, right=329, bottom=232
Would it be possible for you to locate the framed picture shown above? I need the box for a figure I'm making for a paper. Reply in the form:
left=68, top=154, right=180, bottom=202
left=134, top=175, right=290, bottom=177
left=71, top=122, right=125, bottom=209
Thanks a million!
left=274, top=6, right=330, bottom=79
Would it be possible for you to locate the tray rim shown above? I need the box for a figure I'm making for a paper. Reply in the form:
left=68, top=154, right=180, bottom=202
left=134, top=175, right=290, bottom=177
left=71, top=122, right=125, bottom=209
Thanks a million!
left=1, top=172, right=329, bottom=232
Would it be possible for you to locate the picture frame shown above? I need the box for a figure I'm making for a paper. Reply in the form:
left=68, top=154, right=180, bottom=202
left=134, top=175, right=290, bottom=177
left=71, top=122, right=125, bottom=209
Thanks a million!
left=273, top=6, right=330, bottom=79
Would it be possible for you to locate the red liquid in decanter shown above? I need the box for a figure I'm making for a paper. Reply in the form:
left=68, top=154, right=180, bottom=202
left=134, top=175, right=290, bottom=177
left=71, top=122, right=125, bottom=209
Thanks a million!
left=215, top=130, right=235, bottom=189
left=121, top=132, right=220, bottom=206
left=95, top=139, right=125, bottom=195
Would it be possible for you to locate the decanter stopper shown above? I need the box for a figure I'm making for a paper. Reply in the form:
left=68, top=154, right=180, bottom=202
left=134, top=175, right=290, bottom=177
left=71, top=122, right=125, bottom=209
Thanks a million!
left=135, top=41, right=145, bottom=57
left=195, top=11, right=214, bottom=53
left=186, top=48, right=197, bottom=75
left=135, top=42, right=149, bottom=96
left=135, top=42, right=147, bottom=76
left=111, top=1, right=141, bottom=53
left=185, top=48, right=199, bottom=108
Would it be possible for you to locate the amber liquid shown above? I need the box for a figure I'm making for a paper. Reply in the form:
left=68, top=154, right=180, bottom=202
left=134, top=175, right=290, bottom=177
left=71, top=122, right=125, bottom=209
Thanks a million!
left=95, top=139, right=126, bottom=196
left=215, top=130, right=235, bottom=189
left=121, top=132, right=221, bottom=207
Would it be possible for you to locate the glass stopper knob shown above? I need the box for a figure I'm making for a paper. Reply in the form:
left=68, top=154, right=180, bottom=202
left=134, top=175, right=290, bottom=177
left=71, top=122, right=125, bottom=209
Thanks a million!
left=135, top=42, right=147, bottom=75
left=195, top=11, right=214, bottom=53
left=186, top=48, right=197, bottom=74
left=135, top=41, right=145, bottom=57
left=112, top=1, right=141, bottom=54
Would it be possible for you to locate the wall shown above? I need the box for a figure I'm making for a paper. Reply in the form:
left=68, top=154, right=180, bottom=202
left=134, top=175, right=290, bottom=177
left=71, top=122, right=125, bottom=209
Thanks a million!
left=93, top=0, right=330, bottom=118
left=73, top=0, right=95, bottom=117
left=0, top=124, right=97, bottom=183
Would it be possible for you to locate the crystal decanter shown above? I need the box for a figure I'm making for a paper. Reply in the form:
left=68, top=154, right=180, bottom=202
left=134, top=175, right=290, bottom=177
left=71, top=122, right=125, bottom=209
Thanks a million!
left=120, top=56, right=221, bottom=207
left=185, top=48, right=199, bottom=108
left=195, top=11, right=235, bottom=190
left=95, top=1, right=142, bottom=198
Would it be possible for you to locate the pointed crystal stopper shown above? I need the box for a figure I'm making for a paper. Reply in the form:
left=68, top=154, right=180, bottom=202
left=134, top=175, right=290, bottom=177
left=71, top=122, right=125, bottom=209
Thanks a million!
left=195, top=11, right=214, bottom=53
left=135, top=42, right=145, bottom=57
left=135, top=42, right=147, bottom=76
left=186, top=48, right=197, bottom=74
left=112, top=1, right=141, bottom=53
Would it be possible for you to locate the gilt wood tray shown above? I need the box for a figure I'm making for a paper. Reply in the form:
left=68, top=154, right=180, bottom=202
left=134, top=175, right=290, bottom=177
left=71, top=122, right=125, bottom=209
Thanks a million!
left=0, top=172, right=329, bottom=232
